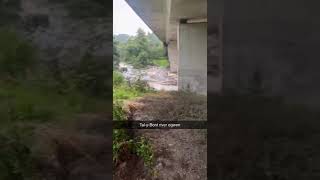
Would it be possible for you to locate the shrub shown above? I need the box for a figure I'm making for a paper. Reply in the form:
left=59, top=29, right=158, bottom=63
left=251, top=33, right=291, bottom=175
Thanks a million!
left=113, top=71, right=124, bottom=86
left=113, top=129, right=154, bottom=168
left=131, top=78, right=150, bottom=93
left=134, top=137, right=154, bottom=168
left=113, top=102, right=127, bottom=121
left=112, top=129, right=130, bottom=162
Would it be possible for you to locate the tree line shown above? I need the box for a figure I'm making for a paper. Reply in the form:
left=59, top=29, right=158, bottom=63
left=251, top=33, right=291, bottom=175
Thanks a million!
left=114, top=28, right=168, bottom=69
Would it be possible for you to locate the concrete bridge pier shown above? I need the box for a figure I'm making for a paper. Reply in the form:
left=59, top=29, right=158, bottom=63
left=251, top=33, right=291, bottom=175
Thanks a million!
left=167, top=41, right=178, bottom=73
left=125, top=0, right=207, bottom=95
left=178, top=22, right=207, bottom=95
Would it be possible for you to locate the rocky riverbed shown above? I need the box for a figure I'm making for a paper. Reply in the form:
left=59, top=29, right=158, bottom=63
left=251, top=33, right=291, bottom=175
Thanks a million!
left=119, top=62, right=178, bottom=91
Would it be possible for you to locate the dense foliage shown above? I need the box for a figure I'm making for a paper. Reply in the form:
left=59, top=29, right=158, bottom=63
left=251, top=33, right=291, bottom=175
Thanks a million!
left=114, top=29, right=168, bottom=69
left=113, top=37, right=120, bottom=68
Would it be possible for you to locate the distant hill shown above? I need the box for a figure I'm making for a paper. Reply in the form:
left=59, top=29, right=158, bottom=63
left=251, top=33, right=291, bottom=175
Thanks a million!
left=114, top=34, right=130, bottom=43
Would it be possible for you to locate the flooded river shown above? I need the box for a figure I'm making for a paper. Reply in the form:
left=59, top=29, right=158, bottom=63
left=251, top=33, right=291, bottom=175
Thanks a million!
left=119, top=62, right=178, bottom=91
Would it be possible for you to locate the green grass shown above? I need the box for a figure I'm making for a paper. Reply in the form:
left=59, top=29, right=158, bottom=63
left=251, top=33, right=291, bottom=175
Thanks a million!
left=113, top=70, right=153, bottom=120
left=112, top=82, right=148, bottom=121
left=113, top=129, right=154, bottom=168
left=112, top=71, right=155, bottom=169
left=0, top=81, right=109, bottom=126
left=113, top=71, right=148, bottom=121
left=113, top=85, right=145, bottom=102
left=153, top=58, right=169, bottom=68
left=112, top=84, right=143, bottom=121
left=134, top=137, right=154, bottom=167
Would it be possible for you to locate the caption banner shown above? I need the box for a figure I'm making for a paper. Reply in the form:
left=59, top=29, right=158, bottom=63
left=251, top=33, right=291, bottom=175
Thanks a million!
left=113, top=121, right=207, bottom=129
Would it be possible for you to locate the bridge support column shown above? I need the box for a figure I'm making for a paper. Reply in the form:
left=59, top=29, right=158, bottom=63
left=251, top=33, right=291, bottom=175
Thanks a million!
left=168, top=41, right=178, bottom=73
left=178, top=22, right=207, bottom=95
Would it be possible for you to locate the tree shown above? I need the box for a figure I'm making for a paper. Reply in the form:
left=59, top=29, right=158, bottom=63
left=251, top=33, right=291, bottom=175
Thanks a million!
left=115, top=29, right=167, bottom=69
left=113, top=37, right=120, bottom=68
left=122, top=29, right=152, bottom=68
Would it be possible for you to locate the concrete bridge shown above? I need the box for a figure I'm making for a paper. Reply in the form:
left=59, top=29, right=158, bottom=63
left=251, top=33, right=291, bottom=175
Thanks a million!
left=125, top=0, right=208, bottom=95
left=125, top=0, right=320, bottom=108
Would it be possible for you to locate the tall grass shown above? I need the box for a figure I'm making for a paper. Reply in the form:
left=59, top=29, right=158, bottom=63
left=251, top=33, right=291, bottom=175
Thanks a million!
left=112, top=70, right=154, bottom=169
left=113, top=70, right=152, bottom=120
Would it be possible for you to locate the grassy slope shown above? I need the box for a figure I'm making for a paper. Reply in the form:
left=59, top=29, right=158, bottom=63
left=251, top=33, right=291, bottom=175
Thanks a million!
left=113, top=71, right=155, bottom=176
left=153, top=58, right=169, bottom=68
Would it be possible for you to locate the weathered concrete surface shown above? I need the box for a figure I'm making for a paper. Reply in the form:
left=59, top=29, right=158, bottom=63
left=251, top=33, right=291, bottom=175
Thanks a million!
left=125, top=0, right=167, bottom=41
left=125, top=0, right=207, bottom=42
left=166, top=0, right=207, bottom=42
left=167, top=41, right=178, bottom=73
left=178, top=23, right=207, bottom=95
left=219, top=0, right=320, bottom=107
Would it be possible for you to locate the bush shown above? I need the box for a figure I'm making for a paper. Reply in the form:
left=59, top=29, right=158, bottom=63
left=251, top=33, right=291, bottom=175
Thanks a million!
left=131, top=78, right=149, bottom=93
left=113, top=102, right=126, bottom=121
left=134, top=137, right=154, bottom=167
left=113, top=129, right=154, bottom=168
left=113, top=71, right=124, bottom=86
left=112, top=129, right=130, bottom=162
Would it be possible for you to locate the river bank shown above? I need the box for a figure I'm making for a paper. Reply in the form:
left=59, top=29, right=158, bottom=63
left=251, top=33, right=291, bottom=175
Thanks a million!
left=119, top=62, right=178, bottom=91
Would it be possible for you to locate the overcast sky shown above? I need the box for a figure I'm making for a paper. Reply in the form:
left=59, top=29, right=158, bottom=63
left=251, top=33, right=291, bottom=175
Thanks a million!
left=113, top=0, right=152, bottom=35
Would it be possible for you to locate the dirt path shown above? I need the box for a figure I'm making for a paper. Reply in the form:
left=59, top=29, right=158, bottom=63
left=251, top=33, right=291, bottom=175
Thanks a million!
left=135, top=129, right=207, bottom=180
left=125, top=92, right=207, bottom=121
left=116, top=92, right=207, bottom=180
